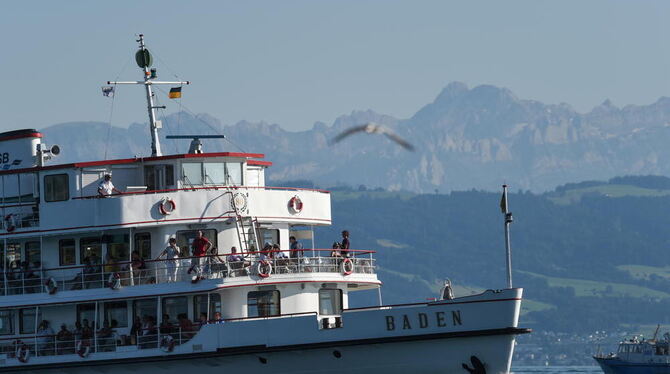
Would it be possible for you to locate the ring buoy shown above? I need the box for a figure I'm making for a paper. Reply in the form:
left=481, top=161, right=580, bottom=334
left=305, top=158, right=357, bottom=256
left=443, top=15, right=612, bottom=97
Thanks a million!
left=44, top=277, right=58, bottom=295
left=159, top=198, right=176, bottom=215
left=341, top=258, right=354, bottom=276
left=160, top=335, right=175, bottom=352
left=76, top=340, right=90, bottom=358
left=288, top=196, right=303, bottom=213
left=257, top=260, right=272, bottom=278
left=4, top=214, right=15, bottom=232
left=15, top=341, right=29, bottom=363
left=107, top=272, right=121, bottom=290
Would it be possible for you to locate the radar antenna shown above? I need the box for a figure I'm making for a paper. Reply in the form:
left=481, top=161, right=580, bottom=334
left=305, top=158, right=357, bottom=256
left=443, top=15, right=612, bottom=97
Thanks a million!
left=107, top=34, right=190, bottom=157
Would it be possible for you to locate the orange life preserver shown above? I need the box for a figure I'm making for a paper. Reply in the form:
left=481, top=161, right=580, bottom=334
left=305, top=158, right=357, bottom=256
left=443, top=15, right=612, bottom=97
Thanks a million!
left=257, top=260, right=272, bottom=278
left=159, top=199, right=176, bottom=215
left=44, top=277, right=58, bottom=295
left=288, top=196, right=303, bottom=213
left=341, top=258, right=354, bottom=276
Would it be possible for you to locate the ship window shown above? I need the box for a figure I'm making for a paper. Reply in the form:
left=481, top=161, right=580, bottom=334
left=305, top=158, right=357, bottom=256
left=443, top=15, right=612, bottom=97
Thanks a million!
left=225, top=163, right=243, bottom=186
left=19, top=173, right=37, bottom=203
left=165, top=165, right=174, bottom=186
left=176, top=229, right=217, bottom=256
left=182, top=163, right=203, bottom=185
left=24, top=241, right=40, bottom=266
left=5, top=243, right=21, bottom=270
left=107, top=234, right=129, bottom=262
left=193, top=294, right=221, bottom=320
left=19, top=308, right=41, bottom=334
left=59, top=239, right=76, bottom=266
left=204, top=163, right=226, bottom=184
left=0, top=310, right=14, bottom=335
left=133, top=298, right=157, bottom=323
left=163, top=296, right=188, bottom=324
left=134, top=233, right=151, bottom=259
left=247, top=290, right=280, bottom=317
left=44, top=174, right=69, bottom=202
left=77, top=303, right=96, bottom=326
left=319, top=289, right=343, bottom=315
left=80, top=238, right=102, bottom=265
left=104, top=301, right=128, bottom=328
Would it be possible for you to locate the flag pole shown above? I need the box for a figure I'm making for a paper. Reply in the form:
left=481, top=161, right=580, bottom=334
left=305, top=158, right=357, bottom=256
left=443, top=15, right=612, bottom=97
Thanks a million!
left=501, top=184, right=514, bottom=289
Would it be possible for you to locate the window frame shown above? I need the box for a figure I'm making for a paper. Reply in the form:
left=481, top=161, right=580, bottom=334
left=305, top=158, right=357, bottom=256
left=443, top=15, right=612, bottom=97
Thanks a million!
left=133, top=233, right=152, bottom=260
left=43, top=173, right=69, bottom=202
left=103, top=301, right=128, bottom=328
left=247, top=290, right=280, bottom=318
left=24, top=241, right=40, bottom=266
left=80, top=237, right=102, bottom=265
left=0, top=310, right=14, bottom=335
left=59, top=239, right=76, bottom=266
left=318, top=288, right=343, bottom=315
left=19, top=308, right=41, bottom=335
left=175, top=229, right=218, bottom=256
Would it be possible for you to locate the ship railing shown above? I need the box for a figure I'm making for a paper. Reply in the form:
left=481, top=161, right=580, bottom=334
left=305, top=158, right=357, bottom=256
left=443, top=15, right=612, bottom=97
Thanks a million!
left=0, top=250, right=376, bottom=296
left=0, top=325, right=203, bottom=360
left=0, top=201, right=39, bottom=231
left=72, top=185, right=331, bottom=200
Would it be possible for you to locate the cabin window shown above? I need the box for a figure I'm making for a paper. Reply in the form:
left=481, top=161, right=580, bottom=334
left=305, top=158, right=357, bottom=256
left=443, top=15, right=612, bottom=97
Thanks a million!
left=44, top=174, right=69, bottom=202
left=134, top=233, right=152, bottom=260
left=204, top=163, right=226, bottom=184
left=0, top=310, right=14, bottom=335
left=59, top=239, right=76, bottom=266
left=182, top=163, right=203, bottom=185
left=225, top=162, right=243, bottom=185
left=247, top=290, right=280, bottom=317
left=250, top=228, right=279, bottom=250
left=80, top=238, right=102, bottom=265
left=24, top=241, right=40, bottom=266
left=319, top=289, right=343, bottom=315
left=76, top=303, right=96, bottom=326
left=19, top=308, right=41, bottom=334
left=104, top=301, right=128, bottom=328
left=107, top=234, right=129, bottom=262
left=5, top=242, right=21, bottom=270
left=162, top=296, right=188, bottom=324
left=193, top=294, right=221, bottom=320
left=19, top=173, right=37, bottom=203
left=176, top=229, right=217, bottom=256
left=133, top=298, right=157, bottom=323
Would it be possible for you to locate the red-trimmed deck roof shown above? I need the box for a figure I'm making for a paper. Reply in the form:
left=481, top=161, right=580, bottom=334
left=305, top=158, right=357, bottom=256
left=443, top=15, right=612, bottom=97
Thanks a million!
left=0, top=152, right=267, bottom=176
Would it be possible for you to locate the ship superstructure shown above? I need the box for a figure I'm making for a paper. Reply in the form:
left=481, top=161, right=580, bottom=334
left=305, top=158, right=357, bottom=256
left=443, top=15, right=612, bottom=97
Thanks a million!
left=0, top=35, right=528, bottom=374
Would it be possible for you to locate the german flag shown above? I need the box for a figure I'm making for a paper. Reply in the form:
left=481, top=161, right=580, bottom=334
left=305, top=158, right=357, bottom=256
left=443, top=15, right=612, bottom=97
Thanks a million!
left=168, top=87, right=182, bottom=99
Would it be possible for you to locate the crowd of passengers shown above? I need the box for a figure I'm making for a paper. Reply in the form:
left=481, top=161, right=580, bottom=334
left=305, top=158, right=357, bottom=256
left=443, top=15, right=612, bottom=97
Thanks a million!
left=4, top=312, right=227, bottom=356
left=1, top=229, right=354, bottom=293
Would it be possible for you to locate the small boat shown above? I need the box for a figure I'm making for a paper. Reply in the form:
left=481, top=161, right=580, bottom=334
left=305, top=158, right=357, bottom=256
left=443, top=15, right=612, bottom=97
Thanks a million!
left=594, top=327, right=670, bottom=374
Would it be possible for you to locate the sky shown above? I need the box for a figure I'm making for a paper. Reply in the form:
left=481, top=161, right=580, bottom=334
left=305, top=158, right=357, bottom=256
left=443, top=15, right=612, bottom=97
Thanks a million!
left=1, top=0, right=670, bottom=132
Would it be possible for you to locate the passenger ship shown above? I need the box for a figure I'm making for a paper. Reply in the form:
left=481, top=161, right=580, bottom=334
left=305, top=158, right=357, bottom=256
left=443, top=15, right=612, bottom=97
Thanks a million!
left=0, top=35, right=528, bottom=373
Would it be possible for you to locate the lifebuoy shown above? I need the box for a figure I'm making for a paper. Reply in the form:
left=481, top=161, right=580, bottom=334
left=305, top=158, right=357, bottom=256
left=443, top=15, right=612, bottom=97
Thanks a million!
left=257, top=260, right=272, bottom=278
left=288, top=196, right=303, bottom=213
left=44, top=277, right=58, bottom=295
left=107, top=272, right=121, bottom=290
left=159, top=199, right=176, bottom=215
left=4, top=214, right=15, bottom=232
left=341, top=258, right=354, bottom=276
left=15, top=341, right=29, bottom=363
left=160, top=335, right=175, bottom=352
left=76, top=340, right=90, bottom=358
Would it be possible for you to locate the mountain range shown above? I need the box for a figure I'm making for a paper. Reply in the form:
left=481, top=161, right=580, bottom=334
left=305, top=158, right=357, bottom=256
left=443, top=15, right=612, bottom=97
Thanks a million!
left=39, top=82, right=670, bottom=192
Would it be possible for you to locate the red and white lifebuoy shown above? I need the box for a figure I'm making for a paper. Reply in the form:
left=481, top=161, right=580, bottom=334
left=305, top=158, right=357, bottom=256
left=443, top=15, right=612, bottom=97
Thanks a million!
left=160, top=335, right=175, bottom=352
left=76, top=340, right=91, bottom=358
left=288, top=196, right=303, bottom=213
left=107, top=272, right=121, bottom=290
left=4, top=214, right=15, bottom=232
left=257, top=260, right=272, bottom=278
left=341, top=258, right=354, bottom=276
left=159, top=199, right=176, bottom=215
left=44, top=277, right=58, bottom=295
left=15, top=341, right=29, bottom=363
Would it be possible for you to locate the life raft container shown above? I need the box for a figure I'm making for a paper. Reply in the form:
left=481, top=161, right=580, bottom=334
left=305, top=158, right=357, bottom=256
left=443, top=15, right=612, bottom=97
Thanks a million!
left=257, top=260, right=272, bottom=278
left=288, top=196, right=303, bottom=213
left=44, top=277, right=58, bottom=295
left=159, top=198, right=176, bottom=215
left=341, top=258, right=354, bottom=276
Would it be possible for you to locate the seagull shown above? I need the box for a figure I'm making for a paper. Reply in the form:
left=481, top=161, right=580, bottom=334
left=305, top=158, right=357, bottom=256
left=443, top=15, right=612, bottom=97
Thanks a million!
left=329, top=122, right=415, bottom=151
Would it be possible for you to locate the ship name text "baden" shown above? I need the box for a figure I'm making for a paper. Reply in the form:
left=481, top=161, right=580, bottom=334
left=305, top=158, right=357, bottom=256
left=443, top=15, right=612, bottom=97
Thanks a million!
left=385, top=310, right=462, bottom=331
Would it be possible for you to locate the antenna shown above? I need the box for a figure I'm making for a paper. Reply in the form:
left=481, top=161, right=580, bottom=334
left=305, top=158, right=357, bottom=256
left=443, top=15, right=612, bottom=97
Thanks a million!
left=166, top=135, right=226, bottom=154
left=107, top=34, right=190, bottom=157
left=500, top=184, right=514, bottom=288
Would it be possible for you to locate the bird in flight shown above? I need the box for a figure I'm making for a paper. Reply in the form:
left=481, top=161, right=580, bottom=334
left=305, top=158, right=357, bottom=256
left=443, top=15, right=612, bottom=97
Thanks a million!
left=329, top=122, right=415, bottom=151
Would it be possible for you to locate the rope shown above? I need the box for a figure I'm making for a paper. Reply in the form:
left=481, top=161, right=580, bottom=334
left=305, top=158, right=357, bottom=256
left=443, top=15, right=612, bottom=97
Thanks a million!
left=103, top=54, right=133, bottom=160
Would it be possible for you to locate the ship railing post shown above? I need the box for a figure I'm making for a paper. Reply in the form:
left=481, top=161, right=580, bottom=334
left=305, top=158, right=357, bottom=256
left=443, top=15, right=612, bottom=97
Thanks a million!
left=94, top=301, right=98, bottom=353
left=2, top=238, right=7, bottom=296
left=157, top=295, right=162, bottom=349
left=179, top=327, right=182, bottom=345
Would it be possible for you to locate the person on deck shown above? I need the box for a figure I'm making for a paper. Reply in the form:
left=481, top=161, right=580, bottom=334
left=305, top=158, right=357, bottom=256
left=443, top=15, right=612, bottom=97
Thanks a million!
left=289, top=236, right=303, bottom=258
left=156, top=238, right=181, bottom=282
left=37, top=320, right=54, bottom=355
left=97, top=174, right=122, bottom=197
left=340, top=230, right=350, bottom=257
left=56, top=324, right=74, bottom=354
left=189, top=230, right=211, bottom=279
left=211, top=312, right=225, bottom=324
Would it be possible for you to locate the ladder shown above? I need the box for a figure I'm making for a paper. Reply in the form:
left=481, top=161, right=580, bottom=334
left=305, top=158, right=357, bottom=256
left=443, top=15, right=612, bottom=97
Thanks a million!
left=229, top=192, right=260, bottom=254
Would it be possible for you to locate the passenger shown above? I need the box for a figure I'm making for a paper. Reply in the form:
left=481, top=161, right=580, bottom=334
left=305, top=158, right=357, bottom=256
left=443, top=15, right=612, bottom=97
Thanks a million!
left=104, top=252, right=118, bottom=275
left=37, top=320, right=54, bottom=355
left=273, top=244, right=287, bottom=259
left=129, top=250, right=146, bottom=284
left=330, top=242, right=342, bottom=257
left=97, top=320, right=113, bottom=352
left=340, top=230, right=350, bottom=257
left=227, top=246, right=243, bottom=262
left=73, top=321, right=83, bottom=344
left=211, top=311, right=225, bottom=324
left=188, top=230, right=211, bottom=279
left=97, top=174, right=122, bottom=197
left=198, top=312, right=208, bottom=328
left=260, top=243, right=273, bottom=260
left=56, top=323, right=74, bottom=354
left=160, top=314, right=173, bottom=334
left=81, top=319, right=93, bottom=341
left=156, top=238, right=181, bottom=282
left=129, top=316, right=142, bottom=345
left=177, top=313, right=195, bottom=339
left=289, top=236, right=303, bottom=258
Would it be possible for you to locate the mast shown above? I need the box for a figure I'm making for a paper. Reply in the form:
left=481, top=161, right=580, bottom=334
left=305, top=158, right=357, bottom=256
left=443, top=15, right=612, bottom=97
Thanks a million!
left=107, top=34, right=190, bottom=157
left=500, top=184, right=513, bottom=288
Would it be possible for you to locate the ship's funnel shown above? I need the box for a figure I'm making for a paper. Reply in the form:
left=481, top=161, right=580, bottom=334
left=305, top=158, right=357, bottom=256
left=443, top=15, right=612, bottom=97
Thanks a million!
left=0, top=129, right=42, bottom=169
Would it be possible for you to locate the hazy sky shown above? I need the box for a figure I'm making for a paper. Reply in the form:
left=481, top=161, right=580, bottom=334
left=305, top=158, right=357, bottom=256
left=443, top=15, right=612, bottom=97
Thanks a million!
left=1, top=1, right=670, bottom=132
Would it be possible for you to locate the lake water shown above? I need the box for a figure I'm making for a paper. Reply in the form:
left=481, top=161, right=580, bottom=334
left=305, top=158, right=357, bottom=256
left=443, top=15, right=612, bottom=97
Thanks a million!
left=512, top=367, right=602, bottom=373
